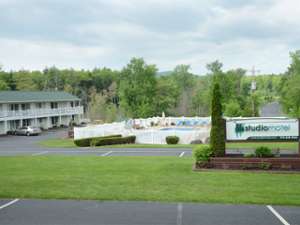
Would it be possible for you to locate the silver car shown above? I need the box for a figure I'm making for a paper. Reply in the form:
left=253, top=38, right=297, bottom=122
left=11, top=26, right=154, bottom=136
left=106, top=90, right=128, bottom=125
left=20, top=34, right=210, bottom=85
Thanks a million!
left=15, top=126, right=41, bottom=136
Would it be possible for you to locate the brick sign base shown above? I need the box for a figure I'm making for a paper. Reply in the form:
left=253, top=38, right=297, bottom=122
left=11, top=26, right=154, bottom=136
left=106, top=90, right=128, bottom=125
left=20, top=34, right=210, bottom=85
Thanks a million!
left=197, top=157, right=300, bottom=171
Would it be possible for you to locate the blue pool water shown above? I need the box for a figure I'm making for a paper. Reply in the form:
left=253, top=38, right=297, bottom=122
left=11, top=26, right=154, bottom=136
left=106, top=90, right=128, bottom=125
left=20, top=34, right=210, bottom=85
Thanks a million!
left=160, top=127, right=194, bottom=131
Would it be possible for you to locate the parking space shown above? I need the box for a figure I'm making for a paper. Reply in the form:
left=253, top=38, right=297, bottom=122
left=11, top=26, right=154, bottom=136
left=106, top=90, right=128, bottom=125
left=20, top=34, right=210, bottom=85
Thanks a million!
left=273, top=206, right=300, bottom=225
left=0, top=199, right=299, bottom=225
left=182, top=204, right=283, bottom=225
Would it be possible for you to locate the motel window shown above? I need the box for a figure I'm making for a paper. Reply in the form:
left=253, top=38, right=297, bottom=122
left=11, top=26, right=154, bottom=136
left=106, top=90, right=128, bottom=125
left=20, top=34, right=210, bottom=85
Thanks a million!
left=36, top=103, right=42, bottom=108
left=21, top=104, right=30, bottom=110
left=10, top=104, right=19, bottom=111
left=51, top=102, right=58, bottom=109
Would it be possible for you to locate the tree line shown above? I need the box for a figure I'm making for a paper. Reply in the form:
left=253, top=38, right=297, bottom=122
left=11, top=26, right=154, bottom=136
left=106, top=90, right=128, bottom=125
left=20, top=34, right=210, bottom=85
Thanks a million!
left=1, top=51, right=299, bottom=121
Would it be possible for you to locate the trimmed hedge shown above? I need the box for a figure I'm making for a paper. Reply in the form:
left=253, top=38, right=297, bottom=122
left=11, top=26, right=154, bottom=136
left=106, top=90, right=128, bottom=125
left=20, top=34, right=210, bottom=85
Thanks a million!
left=74, top=134, right=122, bottom=147
left=74, top=138, right=91, bottom=147
left=90, top=135, right=122, bottom=147
left=93, top=135, right=136, bottom=146
left=166, top=136, right=179, bottom=144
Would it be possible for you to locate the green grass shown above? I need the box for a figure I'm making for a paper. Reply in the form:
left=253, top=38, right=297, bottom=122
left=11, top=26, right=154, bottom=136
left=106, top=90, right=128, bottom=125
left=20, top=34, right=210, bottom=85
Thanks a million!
left=39, top=138, right=77, bottom=148
left=0, top=156, right=300, bottom=205
left=38, top=139, right=195, bottom=148
left=39, top=138, right=298, bottom=150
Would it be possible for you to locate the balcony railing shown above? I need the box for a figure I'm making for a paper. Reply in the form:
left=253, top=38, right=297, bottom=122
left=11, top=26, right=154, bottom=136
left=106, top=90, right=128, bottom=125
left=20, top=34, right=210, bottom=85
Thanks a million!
left=0, top=106, right=83, bottom=121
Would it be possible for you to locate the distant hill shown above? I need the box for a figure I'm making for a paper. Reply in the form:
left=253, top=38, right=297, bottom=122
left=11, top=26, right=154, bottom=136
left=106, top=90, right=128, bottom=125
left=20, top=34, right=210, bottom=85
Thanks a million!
left=156, top=71, right=173, bottom=77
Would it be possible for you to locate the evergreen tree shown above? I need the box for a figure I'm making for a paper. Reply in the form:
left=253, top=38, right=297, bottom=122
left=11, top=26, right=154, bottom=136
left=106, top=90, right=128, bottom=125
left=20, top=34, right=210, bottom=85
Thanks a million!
left=210, top=83, right=225, bottom=156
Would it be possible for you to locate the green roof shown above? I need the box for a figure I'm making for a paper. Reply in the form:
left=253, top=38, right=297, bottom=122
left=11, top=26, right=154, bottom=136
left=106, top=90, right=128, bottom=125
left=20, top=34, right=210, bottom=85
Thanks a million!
left=0, top=91, right=80, bottom=103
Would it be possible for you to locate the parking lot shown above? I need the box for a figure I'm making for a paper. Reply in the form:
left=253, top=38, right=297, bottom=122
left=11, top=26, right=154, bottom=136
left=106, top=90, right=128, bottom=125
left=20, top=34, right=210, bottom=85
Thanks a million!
left=0, top=129, right=193, bottom=157
left=1, top=129, right=300, bottom=225
left=0, top=199, right=299, bottom=225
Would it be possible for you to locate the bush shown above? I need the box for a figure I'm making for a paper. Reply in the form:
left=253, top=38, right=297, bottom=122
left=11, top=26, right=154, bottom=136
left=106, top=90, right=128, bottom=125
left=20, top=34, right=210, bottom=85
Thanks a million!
left=190, top=140, right=203, bottom=144
left=193, top=145, right=213, bottom=162
left=93, top=136, right=136, bottom=146
left=74, top=134, right=122, bottom=147
left=259, top=162, right=272, bottom=170
left=255, top=146, right=273, bottom=158
left=90, top=134, right=122, bottom=147
left=166, top=136, right=179, bottom=144
left=243, top=153, right=255, bottom=158
left=74, top=138, right=92, bottom=147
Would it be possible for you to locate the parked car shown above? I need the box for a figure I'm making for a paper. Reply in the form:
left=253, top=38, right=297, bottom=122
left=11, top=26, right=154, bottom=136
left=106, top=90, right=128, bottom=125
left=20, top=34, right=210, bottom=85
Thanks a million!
left=15, top=126, right=42, bottom=136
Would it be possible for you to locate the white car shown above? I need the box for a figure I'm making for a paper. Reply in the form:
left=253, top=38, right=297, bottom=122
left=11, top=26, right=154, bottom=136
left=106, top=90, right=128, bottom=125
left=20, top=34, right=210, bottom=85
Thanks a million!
left=15, top=126, right=42, bottom=136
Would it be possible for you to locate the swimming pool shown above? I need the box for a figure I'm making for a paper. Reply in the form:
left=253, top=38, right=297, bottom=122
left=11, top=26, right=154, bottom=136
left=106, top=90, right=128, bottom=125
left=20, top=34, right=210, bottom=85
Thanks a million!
left=160, top=127, right=195, bottom=131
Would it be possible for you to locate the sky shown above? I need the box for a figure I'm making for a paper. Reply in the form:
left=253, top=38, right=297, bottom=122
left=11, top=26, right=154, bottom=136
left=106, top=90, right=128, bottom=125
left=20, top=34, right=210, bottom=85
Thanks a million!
left=0, top=0, right=299, bottom=75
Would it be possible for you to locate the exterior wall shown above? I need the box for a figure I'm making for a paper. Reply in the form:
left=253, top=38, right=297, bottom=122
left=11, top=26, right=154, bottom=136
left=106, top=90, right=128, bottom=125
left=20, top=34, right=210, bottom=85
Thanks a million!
left=0, top=121, right=5, bottom=135
left=0, top=100, right=83, bottom=135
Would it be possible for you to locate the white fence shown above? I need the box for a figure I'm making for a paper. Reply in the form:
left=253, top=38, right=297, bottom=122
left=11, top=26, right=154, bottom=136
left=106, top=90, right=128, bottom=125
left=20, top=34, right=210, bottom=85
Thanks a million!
left=74, top=117, right=211, bottom=144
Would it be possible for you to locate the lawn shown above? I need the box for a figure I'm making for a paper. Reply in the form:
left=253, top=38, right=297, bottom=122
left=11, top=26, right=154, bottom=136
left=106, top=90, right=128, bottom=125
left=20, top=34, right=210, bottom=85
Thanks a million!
left=39, top=138, right=195, bottom=148
left=1, top=156, right=300, bottom=205
left=39, top=138, right=299, bottom=150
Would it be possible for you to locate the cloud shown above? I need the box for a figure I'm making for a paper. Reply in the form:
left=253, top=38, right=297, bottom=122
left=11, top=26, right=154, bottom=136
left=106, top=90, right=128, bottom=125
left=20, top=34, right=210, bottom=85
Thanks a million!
left=0, top=0, right=299, bottom=74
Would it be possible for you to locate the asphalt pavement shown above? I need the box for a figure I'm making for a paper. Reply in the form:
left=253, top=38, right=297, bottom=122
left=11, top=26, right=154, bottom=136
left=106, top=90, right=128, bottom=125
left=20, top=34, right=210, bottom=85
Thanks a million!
left=0, top=129, right=192, bottom=157
left=1, top=199, right=299, bottom=225
left=0, top=129, right=297, bottom=157
left=1, top=130, right=300, bottom=225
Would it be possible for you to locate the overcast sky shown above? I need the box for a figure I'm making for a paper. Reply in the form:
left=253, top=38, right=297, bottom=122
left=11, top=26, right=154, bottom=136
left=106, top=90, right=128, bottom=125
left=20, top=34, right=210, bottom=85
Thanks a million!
left=0, top=0, right=299, bottom=74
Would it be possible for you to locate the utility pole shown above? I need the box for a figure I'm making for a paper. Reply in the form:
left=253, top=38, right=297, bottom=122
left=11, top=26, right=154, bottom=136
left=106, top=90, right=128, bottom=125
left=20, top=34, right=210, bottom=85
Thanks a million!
left=248, top=66, right=260, bottom=116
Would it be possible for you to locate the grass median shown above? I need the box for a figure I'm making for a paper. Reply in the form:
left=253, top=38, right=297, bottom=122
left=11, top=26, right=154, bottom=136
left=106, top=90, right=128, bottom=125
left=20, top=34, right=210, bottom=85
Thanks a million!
left=0, top=156, right=300, bottom=205
left=39, top=138, right=298, bottom=150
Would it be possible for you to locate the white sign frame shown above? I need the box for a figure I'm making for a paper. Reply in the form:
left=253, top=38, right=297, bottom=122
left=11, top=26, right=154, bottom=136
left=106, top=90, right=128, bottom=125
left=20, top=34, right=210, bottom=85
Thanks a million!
left=226, top=118, right=299, bottom=141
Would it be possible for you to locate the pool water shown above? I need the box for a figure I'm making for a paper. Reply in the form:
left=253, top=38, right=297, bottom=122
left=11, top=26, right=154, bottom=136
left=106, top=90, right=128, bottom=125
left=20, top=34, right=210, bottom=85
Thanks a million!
left=160, top=127, right=194, bottom=131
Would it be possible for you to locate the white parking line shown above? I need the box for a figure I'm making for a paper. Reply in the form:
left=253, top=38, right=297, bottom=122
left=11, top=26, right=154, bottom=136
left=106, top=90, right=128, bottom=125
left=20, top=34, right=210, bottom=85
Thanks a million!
left=0, top=199, right=19, bottom=210
left=32, top=151, right=48, bottom=156
left=267, top=205, right=290, bottom=225
left=101, top=151, right=113, bottom=157
left=177, top=203, right=183, bottom=225
left=179, top=152, right=185, bottom=157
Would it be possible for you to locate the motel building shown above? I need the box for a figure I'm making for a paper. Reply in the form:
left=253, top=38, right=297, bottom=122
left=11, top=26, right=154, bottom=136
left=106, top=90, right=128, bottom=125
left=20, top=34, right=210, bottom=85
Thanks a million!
left=0, top=91, right=84, bottom=135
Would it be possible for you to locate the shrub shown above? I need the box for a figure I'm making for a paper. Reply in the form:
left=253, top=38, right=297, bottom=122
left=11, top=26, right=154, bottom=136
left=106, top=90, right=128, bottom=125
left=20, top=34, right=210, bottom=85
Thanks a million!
left=190, top=139, right=203, bottom=144
left=259, top=162, right=272, bottom=170
left=74, top=134, right=122, bottom=147
left=166, top=136, right=179, bottom=144
left=255, top=146, right=273, bottom=158
left=243, top=153, right=255, bottom=158
left=193, top=145, right=213, bottom=162
left=90, top=134, right=122, bottom=147
left=93, top=135, right=136, bottom=146
left=210, top=83, right=225, bottom=157
left=74, top=138, right=92, bottom=147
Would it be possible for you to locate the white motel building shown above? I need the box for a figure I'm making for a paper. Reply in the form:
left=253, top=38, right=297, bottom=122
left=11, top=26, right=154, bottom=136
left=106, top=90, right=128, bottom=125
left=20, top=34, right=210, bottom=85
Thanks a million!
left=0, top=91, right=84, bottom=135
